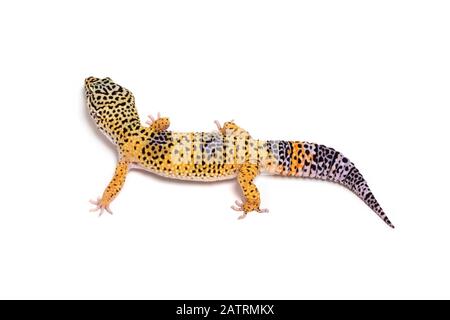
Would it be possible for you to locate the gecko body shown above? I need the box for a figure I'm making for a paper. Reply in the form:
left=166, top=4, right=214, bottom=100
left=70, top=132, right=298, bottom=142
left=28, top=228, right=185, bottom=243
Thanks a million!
left=85, top=77, right=394, bottom=228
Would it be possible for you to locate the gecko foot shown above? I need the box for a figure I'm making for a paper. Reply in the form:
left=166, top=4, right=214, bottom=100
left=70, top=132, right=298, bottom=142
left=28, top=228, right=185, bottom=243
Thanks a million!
left=89, top=197, right=113, bottom=216
left=214, top=120, right=235, bottom=135
left=146, top=112, right=161, bottom=125
left=231, top=200, right=268, bottom=219
left=238, top=213, right=247, bottom=220
left=214, top=120, right=223, bottom=132
left=146, top=112, right=170, bottom=131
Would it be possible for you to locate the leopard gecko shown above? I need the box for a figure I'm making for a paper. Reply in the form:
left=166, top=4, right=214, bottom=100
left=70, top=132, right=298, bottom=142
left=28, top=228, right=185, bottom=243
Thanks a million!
left=85, top=77, right=394, bottom=228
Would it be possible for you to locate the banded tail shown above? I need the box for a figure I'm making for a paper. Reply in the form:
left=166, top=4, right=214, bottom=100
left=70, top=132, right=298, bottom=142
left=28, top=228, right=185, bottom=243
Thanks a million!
left=263, top=140, right=394, bottom=228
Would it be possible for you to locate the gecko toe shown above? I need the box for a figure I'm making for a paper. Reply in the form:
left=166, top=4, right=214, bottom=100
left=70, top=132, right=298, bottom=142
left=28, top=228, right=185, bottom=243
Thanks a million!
left=105, top=206, right=113, bottom=215
left=237, top=213, right=247, bottom=220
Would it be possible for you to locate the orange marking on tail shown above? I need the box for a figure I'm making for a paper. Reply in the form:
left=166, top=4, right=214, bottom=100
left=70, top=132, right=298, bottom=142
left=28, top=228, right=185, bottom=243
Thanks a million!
left=289, top=142, right=303, bottom=175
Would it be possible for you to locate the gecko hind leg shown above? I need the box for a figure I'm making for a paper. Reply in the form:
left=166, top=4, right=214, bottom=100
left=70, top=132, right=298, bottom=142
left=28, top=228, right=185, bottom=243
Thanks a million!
left=231, top=163, right=269, bottom=220
left=214, top=120, right=252, bottom=137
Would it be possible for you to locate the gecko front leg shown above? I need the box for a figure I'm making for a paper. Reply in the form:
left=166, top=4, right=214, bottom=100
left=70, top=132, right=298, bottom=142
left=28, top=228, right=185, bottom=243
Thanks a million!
left=90, top=160, right=129, bottom=216
left=231, top=163, right=269, bottom=219
left=146, top=112, right=170, bottom=132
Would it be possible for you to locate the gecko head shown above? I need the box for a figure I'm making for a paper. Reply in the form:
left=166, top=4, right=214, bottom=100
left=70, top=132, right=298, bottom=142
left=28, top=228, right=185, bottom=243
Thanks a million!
left=85, top=77, right=141, bottom=143
left=85, top=77, right=129, bottom=111
left=85, top=76, right=134, bottom=118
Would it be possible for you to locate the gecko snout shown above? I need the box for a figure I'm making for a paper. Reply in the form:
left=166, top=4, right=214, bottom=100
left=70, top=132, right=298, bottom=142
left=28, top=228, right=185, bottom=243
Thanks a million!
left=85, top=77, right=99, bottom=86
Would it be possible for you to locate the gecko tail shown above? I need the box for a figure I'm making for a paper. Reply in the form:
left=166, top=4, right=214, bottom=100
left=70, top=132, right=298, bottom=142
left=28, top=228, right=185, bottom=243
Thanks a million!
left=313, top=143, right=395, bottom=229
left=265, top=141, right=395, bottom=228
left=339, top=165, right=395, bottom=229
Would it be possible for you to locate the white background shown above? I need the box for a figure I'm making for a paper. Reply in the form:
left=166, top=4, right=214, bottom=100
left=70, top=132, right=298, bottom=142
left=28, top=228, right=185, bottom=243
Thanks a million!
left=0, top=0, right=449, bottom=299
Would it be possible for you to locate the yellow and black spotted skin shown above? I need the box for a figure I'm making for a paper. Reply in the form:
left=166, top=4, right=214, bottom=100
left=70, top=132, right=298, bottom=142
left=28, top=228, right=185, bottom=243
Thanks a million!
left=86, top=77, right=394, bottom=228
